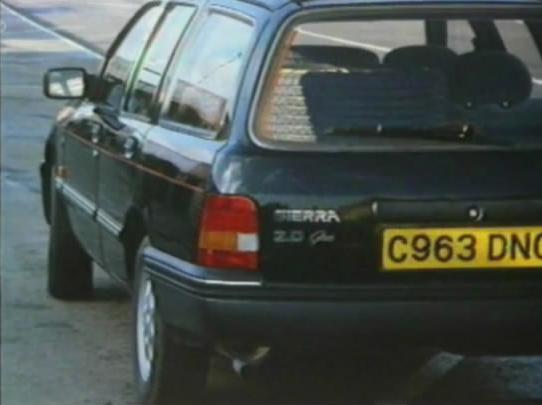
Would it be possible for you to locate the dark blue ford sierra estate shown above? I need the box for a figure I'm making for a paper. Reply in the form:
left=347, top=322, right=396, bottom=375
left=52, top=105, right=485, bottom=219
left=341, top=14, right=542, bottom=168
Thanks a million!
left=41, top=0, right=542, bottom=402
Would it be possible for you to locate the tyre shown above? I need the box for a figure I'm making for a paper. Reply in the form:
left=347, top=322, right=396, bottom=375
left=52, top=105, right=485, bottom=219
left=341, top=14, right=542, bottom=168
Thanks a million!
left=133, top=238, right=210, bottom=405
left=47, top=171, right=93, bottom=299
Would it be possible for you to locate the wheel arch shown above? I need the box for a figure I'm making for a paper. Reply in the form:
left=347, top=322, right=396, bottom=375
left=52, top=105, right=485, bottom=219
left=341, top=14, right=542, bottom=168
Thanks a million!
left=41, top=130, right=58, bottom=224
left=120, top=205, right=149, bottom=283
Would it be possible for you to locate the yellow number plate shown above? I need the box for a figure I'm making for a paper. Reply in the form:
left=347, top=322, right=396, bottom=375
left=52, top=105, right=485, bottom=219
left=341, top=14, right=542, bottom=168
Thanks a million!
left=382, top=227, right=542, bottom=271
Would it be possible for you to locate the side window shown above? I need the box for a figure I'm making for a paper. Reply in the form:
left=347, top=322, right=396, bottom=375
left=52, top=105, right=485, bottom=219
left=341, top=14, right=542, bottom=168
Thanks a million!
left=126, top=5, right=196, bottom=117
left=101, top=6, right=162, bottom=109
left=162, top=12, right=254, bottom=136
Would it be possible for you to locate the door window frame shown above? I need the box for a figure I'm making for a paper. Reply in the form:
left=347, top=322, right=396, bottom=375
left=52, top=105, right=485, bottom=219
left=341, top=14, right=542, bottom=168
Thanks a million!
left=94, top=2, right=164, bottom=115
left=99, top=2, right=162, bottom=77
left=122, top=2, right=199, bottom=124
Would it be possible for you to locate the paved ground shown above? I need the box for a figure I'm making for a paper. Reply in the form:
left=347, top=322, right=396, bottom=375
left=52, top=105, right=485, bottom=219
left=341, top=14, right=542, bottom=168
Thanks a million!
left=0, top=0, right=145, bottom=53
left=1, top=2, right=541, bottom=405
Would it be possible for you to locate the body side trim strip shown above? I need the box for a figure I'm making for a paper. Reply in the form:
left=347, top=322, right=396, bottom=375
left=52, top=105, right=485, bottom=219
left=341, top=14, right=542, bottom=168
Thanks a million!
left=96, top=209, right=123, bottom=237
left=66, top=131, right=205, bottom=193
left=57, top=178, right=96, bottom=216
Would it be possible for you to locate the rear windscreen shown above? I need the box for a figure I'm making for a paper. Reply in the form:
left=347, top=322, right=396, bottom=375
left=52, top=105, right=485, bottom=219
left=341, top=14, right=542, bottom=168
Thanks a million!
left=255, top=17, right=542, bottom=149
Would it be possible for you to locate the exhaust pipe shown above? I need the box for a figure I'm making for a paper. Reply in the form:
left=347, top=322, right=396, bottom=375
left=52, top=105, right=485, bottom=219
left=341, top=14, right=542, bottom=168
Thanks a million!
left=216, top=344, right=271, bottom=378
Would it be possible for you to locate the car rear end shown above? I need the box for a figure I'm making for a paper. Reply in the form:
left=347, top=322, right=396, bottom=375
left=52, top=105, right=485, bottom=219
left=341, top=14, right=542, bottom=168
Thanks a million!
left=149, top=1, right=542, bottom=354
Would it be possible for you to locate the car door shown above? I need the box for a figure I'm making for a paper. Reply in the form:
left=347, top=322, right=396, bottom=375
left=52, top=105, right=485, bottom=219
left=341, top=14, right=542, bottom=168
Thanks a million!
left=59, top=102, right=103, bottom=262
left=141, top=6, right=258, bottom=261
left=97, top=3, right=198, bottom=279
left=58, top=3, right=162, bottom=266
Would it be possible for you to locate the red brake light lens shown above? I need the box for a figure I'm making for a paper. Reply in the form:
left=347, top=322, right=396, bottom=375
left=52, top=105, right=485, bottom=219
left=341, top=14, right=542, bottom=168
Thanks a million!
left=197, top=195, right=259, bottom=271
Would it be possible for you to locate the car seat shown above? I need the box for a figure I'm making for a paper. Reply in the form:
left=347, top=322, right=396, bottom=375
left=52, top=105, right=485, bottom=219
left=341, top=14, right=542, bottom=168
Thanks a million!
left=451, top=50, right=532, bottom=108
left=383, top=45, right=458, bottom=80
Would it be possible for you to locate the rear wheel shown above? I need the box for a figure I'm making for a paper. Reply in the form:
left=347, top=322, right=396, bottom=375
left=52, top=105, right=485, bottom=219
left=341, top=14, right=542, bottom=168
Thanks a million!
left=133, top=239, right=210, bottom=405
left=47, top=171, right=93, bottom=299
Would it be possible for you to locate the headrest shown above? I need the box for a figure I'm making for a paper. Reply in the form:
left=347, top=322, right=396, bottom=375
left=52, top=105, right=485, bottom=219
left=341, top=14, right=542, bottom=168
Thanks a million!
left=384, top=45, right=458, bottom=77
left=451, top=51, right=532, bottom=108
left=301, top=70, right=449, bottom=130
left=264, top=69, right=449, bottom=138
left=286, top=45, right=380, bottom=70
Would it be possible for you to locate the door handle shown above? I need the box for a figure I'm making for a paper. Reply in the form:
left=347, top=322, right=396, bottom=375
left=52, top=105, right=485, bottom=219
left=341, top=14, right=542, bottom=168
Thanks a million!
left=123, top=137, right=138, bottom=159
left=87, top=121, right=103, bottom=144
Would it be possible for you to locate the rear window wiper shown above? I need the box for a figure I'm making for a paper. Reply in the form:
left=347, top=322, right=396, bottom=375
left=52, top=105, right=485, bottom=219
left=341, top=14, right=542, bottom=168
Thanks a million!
left=323, top=123, right=512, bottom=146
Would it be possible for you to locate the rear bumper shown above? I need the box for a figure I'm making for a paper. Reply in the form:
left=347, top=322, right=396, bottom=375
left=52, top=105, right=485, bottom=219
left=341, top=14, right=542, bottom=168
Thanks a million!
left=145, top=247, right=542, bottom=354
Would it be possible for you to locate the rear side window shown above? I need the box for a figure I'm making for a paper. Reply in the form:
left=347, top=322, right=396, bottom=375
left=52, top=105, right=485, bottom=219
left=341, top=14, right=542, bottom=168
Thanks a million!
left=102, top=6, right=162, bottom=109
left=255, top=16, right=542, bottom=150
left=126, top=5, right=196, bottom=117
left=162, top=12, right=254, bottom=136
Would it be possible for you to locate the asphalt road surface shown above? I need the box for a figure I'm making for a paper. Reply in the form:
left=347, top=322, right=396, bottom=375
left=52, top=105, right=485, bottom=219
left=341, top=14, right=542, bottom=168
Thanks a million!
left=1, top=1, right=542, bottom=405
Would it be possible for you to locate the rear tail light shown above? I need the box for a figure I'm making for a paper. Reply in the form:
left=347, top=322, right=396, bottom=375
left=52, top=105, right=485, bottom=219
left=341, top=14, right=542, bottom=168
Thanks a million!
left=197, top=195, right=259, bottom=271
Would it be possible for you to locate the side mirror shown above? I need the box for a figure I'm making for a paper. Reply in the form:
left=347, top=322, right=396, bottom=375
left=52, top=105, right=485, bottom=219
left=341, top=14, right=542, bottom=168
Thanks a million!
left=43, top=68, right=88, bottom=100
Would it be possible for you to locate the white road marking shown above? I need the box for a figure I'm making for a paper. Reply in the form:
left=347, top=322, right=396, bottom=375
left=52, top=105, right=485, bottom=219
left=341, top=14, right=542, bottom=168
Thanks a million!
left=65, top=1, right=138, bottom=9
left=0, top=2, right=103, bottom=59
left=297, top=28, right=391, bottom=53
left=400, top=351, right=464, bottom=399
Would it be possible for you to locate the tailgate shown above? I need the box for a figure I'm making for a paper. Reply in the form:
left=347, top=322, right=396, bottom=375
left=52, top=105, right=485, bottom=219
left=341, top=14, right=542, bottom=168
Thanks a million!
left=239, top=151, right=542, bottom=284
